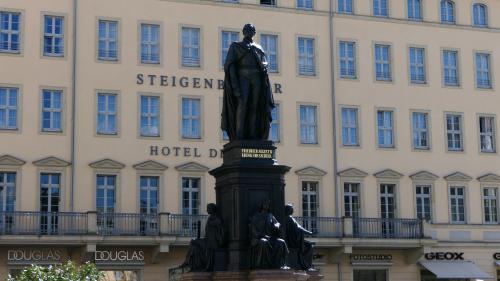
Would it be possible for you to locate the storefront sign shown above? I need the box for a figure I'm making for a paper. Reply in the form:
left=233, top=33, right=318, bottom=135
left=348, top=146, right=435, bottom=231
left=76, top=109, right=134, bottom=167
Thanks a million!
left=7, top=249, right=63, bottom=265
left=137, top=73, right=283, bottom=94
left=424, top=252, right=464, bottom=260
left=350, top=254, right=393, bottom=263
left=492, top=253, right=500, bottom=260
left=150, top=146, right=223, bottom=158
left=94, top=250, right=145, bottom=265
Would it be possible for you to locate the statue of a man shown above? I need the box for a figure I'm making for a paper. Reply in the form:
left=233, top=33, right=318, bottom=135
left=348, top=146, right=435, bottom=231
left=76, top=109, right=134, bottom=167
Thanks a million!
left=282, top=204, right=315, bottom=271
left=221, top=23, right=275, bottom=141
left=249, top=199, right=289, bottom=269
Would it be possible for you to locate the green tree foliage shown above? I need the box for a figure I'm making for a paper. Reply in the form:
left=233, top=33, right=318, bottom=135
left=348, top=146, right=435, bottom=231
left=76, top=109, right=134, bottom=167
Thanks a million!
left=7, top=261, right=103, bottom=281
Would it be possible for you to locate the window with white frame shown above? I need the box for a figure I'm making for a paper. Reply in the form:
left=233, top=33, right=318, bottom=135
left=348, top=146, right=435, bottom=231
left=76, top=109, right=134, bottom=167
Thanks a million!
left=269, top=104, right=280, bottom=143
left=97, top=93, right=117, bottom=135
left=338, top=0, right=353, bottom=14
left=96, top=175, right=116, bottom=214
left=442, top=50, right=459, bottom=86
left=473, top=3, right=487, bottom=27
left=140, top=176, right=159, bottom=216
left=415, top=185, right=432, bottom=221
left=479, top=116, right=495, bottom=153
left=140, top=95, right=160, bottom=137
left=412, top=112, right=429, bottom=150
left=140, top=23, right=160, bottom=64
left=407, top=0, right=422, bottom=20
left=380, top=184, right=395, bottom=219
left=446, top=114, right=463, bottom=151
left=39, top=173, right=62, bottom=234
left=475, top=53, right=491, bottom=89
left=373, top=0, right=388, bottom=16
left=339, top=41, right=356, bottom=79
left=0, top=87, right=18, bottom=130
left=298, top=37, right=315, bottom=76
left=341, top=107, right=358, bottom=146
left=377, top=110, right=394, bottom=148
left=43, top=15, right=64, bottom=57
left=300, top=105, right=318, bottom=144
left=302, top=181, right=318, bottom=233
left=0, top=172, right=16, bottom=212
left=41, top=89, right=62, bottom=132
left=374, top=44, right=391, bottom=81
left=182, top=177, right=200, bottom=216
left=98, top=20, right=118, bottom=61
left=483, top=187, right=498, bottom=223
left=344, top=182, right=360, bottom=218
left=440, top=0, right=455, bottom=23
left=449, top=186, right=465, bottom=223
left=221, top=31, right=238, bottom=68
left=181, top=27, right=200, bottom=67
left=0, top=12, right=20, bottom=53
left=297, top=0, right=313, bottom=9
left=409, top=47, right=426, bottom=84
left=182, top=97, right=201, bottom=139
left=261, top=34, right=278, bottom=73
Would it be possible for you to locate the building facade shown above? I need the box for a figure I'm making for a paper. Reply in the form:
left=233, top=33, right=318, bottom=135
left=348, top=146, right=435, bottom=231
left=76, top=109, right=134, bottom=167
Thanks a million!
left=0, top=0, right=500, bottom=280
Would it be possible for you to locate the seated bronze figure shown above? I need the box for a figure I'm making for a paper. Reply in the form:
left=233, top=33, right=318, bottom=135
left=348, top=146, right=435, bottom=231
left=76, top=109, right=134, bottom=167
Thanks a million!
left=282, top=204, right=315, bottom=271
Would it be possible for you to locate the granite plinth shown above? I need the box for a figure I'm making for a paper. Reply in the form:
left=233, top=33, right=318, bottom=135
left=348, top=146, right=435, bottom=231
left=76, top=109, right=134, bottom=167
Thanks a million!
left=180, top=270, right=323, bottom=281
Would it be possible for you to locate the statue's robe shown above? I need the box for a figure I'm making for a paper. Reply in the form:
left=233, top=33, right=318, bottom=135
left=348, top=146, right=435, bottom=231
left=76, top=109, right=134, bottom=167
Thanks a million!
left=282, top=215, right=314, bottom=270
left=249, top=212, right=288, bottom=269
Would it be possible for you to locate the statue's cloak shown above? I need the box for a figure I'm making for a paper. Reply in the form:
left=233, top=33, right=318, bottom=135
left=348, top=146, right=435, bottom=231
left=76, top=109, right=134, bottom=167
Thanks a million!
left=221, top=41, right=275, bottom=140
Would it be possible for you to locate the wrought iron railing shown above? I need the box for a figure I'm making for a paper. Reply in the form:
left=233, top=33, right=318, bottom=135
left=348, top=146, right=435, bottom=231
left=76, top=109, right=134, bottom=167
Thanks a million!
left=295, top=216, right=343, bottom=238
left=164, top=214, right=208, bottom=237
left=353, top=218, right=423, bottom=239
left=0, top=212, right=87, bottom=235
left=97, top=213, right=159, bottom=236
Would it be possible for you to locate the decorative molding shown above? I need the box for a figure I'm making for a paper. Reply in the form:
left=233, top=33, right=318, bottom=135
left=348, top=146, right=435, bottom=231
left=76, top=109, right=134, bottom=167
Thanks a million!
left=409, top=171, right=439, bottom=181
left=295, top=166, right=327, bottom=177
left=373, top=169, right=404, bottom=179
left=477, top=173, right=500, bottom=183
left=175, top=162, right=209, bottom=172
left=89, top=159, right=125, bottom=170
left=133, top=160, right=168, bottom=171
left=444, top=172, right=473, bottom=182
left=337, top=168, right=368, bottom=178
left=33, top=156, right=71, bottom=167
left=0, top=155, right=26, bottom=166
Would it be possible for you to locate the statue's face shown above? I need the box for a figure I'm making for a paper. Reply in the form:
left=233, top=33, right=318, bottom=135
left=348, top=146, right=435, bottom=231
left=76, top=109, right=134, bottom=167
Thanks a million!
left=207, top=204, right=216, bottom=214
left=242, top=24, right=256, bottom=38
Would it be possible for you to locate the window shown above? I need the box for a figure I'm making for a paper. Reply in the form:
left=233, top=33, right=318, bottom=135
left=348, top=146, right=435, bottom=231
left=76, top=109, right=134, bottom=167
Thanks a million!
left=182, top=98, right=201, bottom=139
left=43, top=15, right=64, bottom=56
left=407, top=0, right=422, bottom=20
left=374, top=44, right=391, bottom=81
left=341, top=107, right=359, bottom=146
left=446, top=114, right=463, bottom=151
left=409, top=47, right=426, bottom=84
left=140, top=95, right=160, bottom=137
left=475, top=53, right=491, bottom=89
left=353, top=269, right=387, bottom=281
left=380, top=184, right=395, bottom=237
left=338, top=0, right=353, bottom=13
left=483, top=187, right=498, bottom=223
left=449, top=186, right=465, bottom=223
left=298, top=37, right=315, bottom=76
left=140, top=23, right=160, bottom=64
left=473, top=3, right=487, bottom=27
left=300, top=105, right=318, bottom=144
left=182, top=177, right=200, bottom=216
left=377, top=110, right=394, bottom=148
left=339, top=41, right=356, bottom=79
left=0, top=172, right=16, bottom=212
left=344, top=183, right=360, bottom=218
left=100, top=271, right=139, bottom=281
left=412, top=112, right=429, bottom=150
left=0, top=12, right=20, bottom=53
left=479, top=116, right=495, bottom=153
left=96, top=175, right=116, bottom=214
left=297, top=0, right=313, bottom=9
left=98, top=20, right=118, bottom=61
left=41, top=90, right=62, bottom=132
left=97, top=93, right=117, bottom=135
left=416, top=185, right=432, bottom=221
left=261, top=34, right=278, bottom=73
left=261, top=0, right=276, bottom=5
left=221, top=31, right=239, bottom=68
left=373, top=0, right=388, bottom=16
left=40, top=173, right=61, bottom=234
left=440, top=0, right=455, bottom=23
left=181, top=27, right=200, bottom=67
left=269, top=104, right=280, bottom=142
left=302, top=181, right=318, bottom=233
left=140, top=176, right=159, bottom=234
left=0, top=87, right=18, bottom=130
left=442, top=50, right=459, bottom=86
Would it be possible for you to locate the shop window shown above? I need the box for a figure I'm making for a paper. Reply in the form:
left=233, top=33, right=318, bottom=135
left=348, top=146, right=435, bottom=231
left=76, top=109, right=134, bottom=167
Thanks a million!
left=100, top=270, right=139, bottom=281
left=353, top=269, right=387, bottom=281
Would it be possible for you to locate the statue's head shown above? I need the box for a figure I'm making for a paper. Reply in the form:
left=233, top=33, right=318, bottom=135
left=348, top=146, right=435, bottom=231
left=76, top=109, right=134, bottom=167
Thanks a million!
left=207, top=203, right=217, bottom=215
left=285, top=204, right=294, bottom=216
left=260, top=199, right=271, bottom=212
left=242, top=23, right=256, bottom=39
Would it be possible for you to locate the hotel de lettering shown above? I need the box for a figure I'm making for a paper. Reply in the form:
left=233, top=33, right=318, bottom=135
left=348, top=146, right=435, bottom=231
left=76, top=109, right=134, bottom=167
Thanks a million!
left=2, top=0, right=500, bottom=280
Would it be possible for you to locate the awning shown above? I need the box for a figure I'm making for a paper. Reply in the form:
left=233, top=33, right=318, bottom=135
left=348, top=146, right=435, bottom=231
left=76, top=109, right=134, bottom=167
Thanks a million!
left=419, top=260, right=494, bottom=279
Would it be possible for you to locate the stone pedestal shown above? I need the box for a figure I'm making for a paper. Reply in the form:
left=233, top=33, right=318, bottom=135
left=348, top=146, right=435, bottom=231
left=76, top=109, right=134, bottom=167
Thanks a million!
left=209, top=140, right=290, bottom=270
left=248, top=270, right=308, bottom=281
left=179, top=270, right=324, bottom=281
left=180, top=272, right=212, bottom=281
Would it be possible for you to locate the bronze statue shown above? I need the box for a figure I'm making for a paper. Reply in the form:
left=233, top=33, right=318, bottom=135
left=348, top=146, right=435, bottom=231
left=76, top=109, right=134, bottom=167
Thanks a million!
left=182, top=203, right=224, bottom=271
left=282, top=204, right=315, bottom=271
left=249, top=199, right=289, bottom=269
left=221, top=23, right=275, bottom=141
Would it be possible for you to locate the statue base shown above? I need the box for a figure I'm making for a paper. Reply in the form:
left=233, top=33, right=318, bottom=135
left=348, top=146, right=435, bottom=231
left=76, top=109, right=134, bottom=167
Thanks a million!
left=180, top=270, right=323, bottom=281
left=209, top=140, right=290, bottom=270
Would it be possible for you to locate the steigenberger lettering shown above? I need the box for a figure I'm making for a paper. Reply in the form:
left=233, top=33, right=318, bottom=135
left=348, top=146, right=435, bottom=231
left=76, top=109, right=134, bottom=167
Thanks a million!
left=136, top=73, right=283, bottom=94
left=8, top=249, right=62, bottom=264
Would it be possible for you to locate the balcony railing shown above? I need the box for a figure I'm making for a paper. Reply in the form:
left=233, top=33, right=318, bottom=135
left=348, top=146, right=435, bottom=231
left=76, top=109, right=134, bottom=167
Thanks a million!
left=295, top=216, right=343, bottom=238
left=164, top=214, right=208, bottom=237
left=0, top=212, right=87, bottom=235
left=97, top=213, right=160, bottom=236
left=353, top=218, right=423, bottom=239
